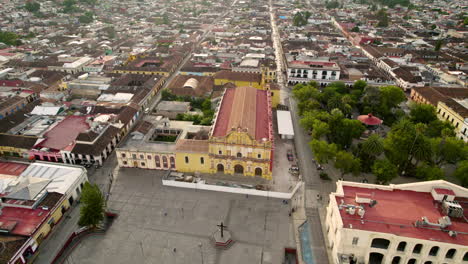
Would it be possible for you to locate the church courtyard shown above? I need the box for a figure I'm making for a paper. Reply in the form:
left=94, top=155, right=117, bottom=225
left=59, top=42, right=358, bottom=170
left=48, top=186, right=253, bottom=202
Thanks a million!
left=66, top=168, right=295, bottom=264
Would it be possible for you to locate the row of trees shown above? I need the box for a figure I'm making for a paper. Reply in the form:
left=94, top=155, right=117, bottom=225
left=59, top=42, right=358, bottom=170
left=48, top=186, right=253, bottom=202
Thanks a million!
left=294, top=81, right=468, bottom=185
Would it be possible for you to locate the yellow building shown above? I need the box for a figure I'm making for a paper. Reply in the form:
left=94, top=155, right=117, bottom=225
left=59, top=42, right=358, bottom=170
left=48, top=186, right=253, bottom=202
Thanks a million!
left=174, top=139, right=211, bottom=173
left=437, top=99, right=468, bottom=142
left=0, top=134, right=38, bottom=158
left=214, top=70, right=264, bottom=89
left=204, top=86, right=273, bottom=179
left=213, top=70, right=280, bottom=108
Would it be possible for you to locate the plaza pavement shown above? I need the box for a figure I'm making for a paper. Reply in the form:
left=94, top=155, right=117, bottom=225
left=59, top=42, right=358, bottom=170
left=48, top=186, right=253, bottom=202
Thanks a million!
left=65, top=168, right=296, bottom=264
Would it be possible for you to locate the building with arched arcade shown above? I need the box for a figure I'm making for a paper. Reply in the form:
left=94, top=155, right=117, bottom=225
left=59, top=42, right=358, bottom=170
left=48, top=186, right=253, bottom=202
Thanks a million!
left=326, top=180, right=468, bottom=264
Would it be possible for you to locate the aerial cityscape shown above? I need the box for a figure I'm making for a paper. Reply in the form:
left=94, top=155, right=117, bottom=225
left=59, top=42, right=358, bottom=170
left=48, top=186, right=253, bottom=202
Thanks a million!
left=0, top=0, right=467, bottom=264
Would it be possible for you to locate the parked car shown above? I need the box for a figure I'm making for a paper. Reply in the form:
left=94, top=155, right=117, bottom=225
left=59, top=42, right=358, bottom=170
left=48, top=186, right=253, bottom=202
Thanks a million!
left=286, top=149, right=294, bottom=161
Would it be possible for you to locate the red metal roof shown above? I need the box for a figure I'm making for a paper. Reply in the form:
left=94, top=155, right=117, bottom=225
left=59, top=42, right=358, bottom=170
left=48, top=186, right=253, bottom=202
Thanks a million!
left=337, top=186, right=468, bottom=245
left=0, top=162, right=28, bottom=176
left=357, top=113, right=382, bottom=126
left=0, top=206, right=50, bottom=236
left=434, top=188, right=456, bottom=196
left=212, top=87, right=270, bottom=141
left=35, top=116, right=90, bottom=151
left=0, top=80, right=24, bottom=87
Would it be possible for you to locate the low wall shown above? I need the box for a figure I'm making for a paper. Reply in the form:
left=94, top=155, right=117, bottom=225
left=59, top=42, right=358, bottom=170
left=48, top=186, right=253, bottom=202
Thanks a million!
left=162, top=179, right=302, bottom=199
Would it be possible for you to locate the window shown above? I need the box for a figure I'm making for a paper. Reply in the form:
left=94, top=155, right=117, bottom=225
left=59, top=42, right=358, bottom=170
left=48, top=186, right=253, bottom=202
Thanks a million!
left=147, top=155, right=152, bottom=159
left=132, top=154, right=137, bottom=159
left=445, top=248, right=456, bottom=259
left=413, top=244, right=423, bottom=254
left=391, top=256, right=401, bottom=264
left=257, top=154, right=261, bottom=159
left=352, top=237, right=358, bottom=245
left=140, top=154, right=144, bottom=159
left=218, top=150, right=222, bottom=155
left=237, top=152, right=242, bottom=158
left=76, top=187, right=81, bottom=195
left=424, top=262, right=432, bottom=264
left=200, top=157, right=204, bottom=164
left=429, top=246, right=439, bottom=256
left=464, top=252, right=468, bottom=261
left=123, top=161, right=127, bottom=165
left=407, top=259, right=416, bottom=264
left=397, top=241, right=407, bottom=252
left=185, top=156, right=189, bottom=164
left=121, top=153, right=126, bottom=158
left=371, top=238, right=390, bottom=249
left=163, top=156, right=168, bottom=168
left=155, top=156, right=160, bottom=167
left=170, top=157, right=175, bottom=168
left=141, top=162, right=145, bottom=166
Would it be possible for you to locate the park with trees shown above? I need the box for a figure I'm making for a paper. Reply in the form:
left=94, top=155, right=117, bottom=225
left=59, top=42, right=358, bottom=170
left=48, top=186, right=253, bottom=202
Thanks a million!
left=293, top=80, right=468, bottom=185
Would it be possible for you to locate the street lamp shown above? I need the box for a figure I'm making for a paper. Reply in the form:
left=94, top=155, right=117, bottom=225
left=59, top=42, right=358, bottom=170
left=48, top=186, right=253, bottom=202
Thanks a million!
left=198, top=243, right=204, bottom=264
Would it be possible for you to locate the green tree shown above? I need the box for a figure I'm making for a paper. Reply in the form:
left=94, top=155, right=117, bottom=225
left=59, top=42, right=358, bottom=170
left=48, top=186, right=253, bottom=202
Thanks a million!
left=309, top=139, right=337, bottom=164
left=79, top=11, right=94, bottom=24
left=361, top=134, right=384, bottom=157
left=292, top=83, right=320, bottom=102
left=297, top=99, right=320, bottom=116
left=334, top=151, right=361, bottom=176
left=62, top=0, right=78, bottom=13
left=0, top=31, right=22, bottom=46
left=409, top=103, right=437, bottom=124
left=351, top=26, right=360, bottom=32
left=380, top=85, right=406, bottom=109
left=415, top=163, right=444, bottom=180
left=311, top=119, right=330, bottom=139
left=454, top=160, right=468, bottom=187
left=372, top=159, right=398, bottom=184
left=25, top=1, right=40, bottom=12
left=425, top=119, right=455, bottom=138
left=78, top=182, right=105, bottom=228
left=434, top=39, right=443, bottom=51
left=376, top=9, right=389, bottom=27
left=353, top=80, right=367, bottom=91
left=431, top=137, right=467, bottom=165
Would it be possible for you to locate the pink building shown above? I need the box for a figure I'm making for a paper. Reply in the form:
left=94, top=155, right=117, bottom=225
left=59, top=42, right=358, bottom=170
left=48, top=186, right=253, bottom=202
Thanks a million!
left=29, top=116, right=90, bottom=163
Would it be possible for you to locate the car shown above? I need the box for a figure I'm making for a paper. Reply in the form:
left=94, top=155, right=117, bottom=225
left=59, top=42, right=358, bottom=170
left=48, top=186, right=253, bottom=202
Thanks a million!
left=286, top=149, right=294, bottom=161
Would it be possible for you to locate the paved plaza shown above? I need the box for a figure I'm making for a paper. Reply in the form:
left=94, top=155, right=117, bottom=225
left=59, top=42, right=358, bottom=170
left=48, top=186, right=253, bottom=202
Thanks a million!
left=66, top=168, right=295, bottom=264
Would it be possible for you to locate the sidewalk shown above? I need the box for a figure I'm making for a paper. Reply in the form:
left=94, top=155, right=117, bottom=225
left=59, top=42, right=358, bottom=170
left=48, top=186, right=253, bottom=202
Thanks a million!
left=33, top=203, right=81, bottom=264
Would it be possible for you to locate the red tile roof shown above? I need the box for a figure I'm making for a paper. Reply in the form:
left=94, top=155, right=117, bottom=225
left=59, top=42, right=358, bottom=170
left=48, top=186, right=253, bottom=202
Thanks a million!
left=338, top=186, right=468, bottom=246
left=212, top=86, right=270, bottom=141
left=35, top=116, right=90, bottom=151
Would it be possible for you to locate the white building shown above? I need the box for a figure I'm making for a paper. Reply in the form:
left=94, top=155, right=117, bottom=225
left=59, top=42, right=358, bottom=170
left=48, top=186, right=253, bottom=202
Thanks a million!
left=326, top=180, right=468, bottom=264
left=287, top=60, right=341, bottom=86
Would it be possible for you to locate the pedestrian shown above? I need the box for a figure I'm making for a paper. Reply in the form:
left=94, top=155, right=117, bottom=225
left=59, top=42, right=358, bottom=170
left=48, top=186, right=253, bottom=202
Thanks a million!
left=173, top=248, right=177, bottom=253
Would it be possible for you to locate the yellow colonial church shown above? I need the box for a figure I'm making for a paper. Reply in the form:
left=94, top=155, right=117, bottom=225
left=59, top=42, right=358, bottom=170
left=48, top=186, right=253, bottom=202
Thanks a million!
left=174, top=86, right=274, bottom=179
left=117, top=86, right=274, bottom=180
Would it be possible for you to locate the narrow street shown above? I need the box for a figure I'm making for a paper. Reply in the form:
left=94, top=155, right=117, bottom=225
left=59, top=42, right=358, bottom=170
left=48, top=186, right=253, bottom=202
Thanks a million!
left=269, top=1, right=331, bottom=263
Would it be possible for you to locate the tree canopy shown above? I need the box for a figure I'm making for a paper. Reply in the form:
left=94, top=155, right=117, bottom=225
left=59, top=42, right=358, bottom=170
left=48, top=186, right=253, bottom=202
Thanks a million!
left=334, top=151, right=361, bottom=176
left=25, top=1, right=40, bottom=12
left=372, top=159, right=398, bottom=184
left=79, top=182, right=104, bottom=228
left=409, top=103, right=437, bottom=124
left=0, top=31, right=22, bottom=46
left=309, top=139, right=337, bottom=164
